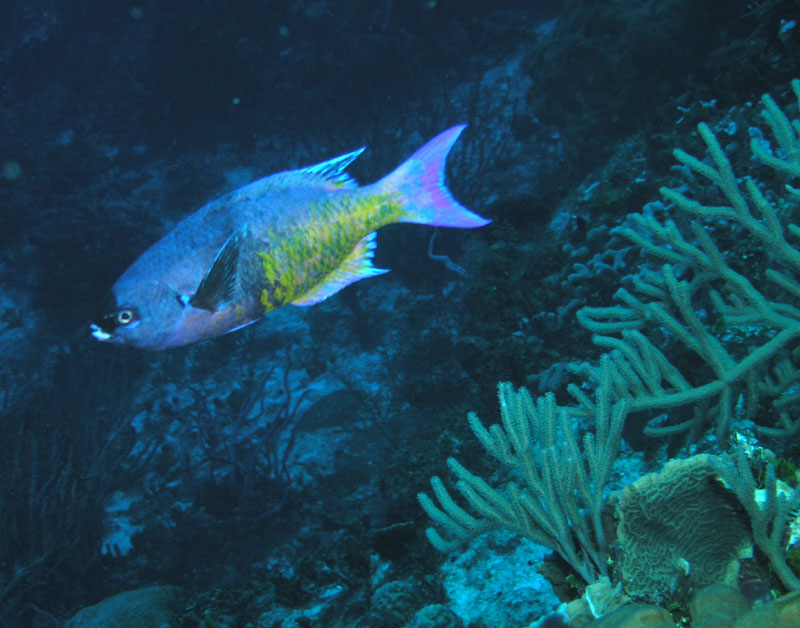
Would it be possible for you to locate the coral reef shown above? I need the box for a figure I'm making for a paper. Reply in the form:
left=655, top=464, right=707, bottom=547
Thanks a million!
left=421, top=78, right=800, bottom=621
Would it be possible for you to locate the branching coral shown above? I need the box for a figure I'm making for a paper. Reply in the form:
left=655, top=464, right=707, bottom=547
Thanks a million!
left=420, top=81, right=800, bottom=598
left=418, top=357, right=626, bottom=583
left=576, top=79, right=800, bottom=442
left=711, top=442, right=800, bottom=591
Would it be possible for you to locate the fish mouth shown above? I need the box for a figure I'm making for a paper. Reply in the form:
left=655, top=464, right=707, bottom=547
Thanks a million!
left=91, top=292, right=120, bottom=342
left=90, top=323, right=114, bottom=342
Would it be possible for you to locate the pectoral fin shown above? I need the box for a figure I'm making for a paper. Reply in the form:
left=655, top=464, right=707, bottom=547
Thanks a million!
left=190, top=230, right=242, bottom=312
left=292, top=232, right=388, bottom=306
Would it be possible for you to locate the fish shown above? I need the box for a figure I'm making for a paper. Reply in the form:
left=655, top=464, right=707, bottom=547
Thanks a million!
left=90, top=125, right=489, bottom=350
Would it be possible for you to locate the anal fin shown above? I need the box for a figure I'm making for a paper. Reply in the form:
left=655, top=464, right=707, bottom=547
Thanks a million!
left=292, top=232, right=388, bottom=306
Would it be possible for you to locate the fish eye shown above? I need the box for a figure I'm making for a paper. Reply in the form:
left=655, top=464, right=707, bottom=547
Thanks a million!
left=116, top=309, right=136, bottom=325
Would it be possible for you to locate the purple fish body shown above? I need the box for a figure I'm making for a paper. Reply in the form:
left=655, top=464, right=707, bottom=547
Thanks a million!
left=91, top=126, right=489, bottom=350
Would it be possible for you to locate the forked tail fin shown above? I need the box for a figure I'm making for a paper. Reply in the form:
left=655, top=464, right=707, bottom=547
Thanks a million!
left=379, top=125, right=491, bottom=228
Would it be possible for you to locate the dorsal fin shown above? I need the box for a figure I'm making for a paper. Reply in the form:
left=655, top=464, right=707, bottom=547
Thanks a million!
left=189, top=229, right=242, bottom=312
left=292, top=232, right=388, bottom=306
left=299, top=147, right=365, bottom=188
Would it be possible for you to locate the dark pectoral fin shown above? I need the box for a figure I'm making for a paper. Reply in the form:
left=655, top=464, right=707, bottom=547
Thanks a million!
left=189, top=230, right=242, bottom=312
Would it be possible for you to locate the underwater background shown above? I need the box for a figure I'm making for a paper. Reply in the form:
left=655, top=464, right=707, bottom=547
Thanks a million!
left=3, top=0, right=800, bottom=626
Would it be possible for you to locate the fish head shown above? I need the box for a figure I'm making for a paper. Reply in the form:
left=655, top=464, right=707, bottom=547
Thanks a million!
left=91, top=280, right=247, bottom=350
left=91, top=281, right=189, bottom=350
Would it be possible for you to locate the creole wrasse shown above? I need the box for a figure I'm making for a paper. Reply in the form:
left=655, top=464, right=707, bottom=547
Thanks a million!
left=91, top=125, right=489, bottom=350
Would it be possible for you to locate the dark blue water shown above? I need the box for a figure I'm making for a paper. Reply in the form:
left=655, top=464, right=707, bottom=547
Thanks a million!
left=1, top=1, right=798, bottom=626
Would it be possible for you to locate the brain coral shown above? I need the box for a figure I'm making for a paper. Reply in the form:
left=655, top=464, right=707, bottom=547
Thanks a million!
left=614, top=454, right=752, bottom=602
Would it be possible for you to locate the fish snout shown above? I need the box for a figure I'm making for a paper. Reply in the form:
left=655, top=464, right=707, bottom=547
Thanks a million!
left=90, top=322, right=114, bottom=342
left=91, top=292, right=140, bottom=344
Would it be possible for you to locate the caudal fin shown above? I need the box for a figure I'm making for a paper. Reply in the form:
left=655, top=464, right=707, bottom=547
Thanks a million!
left=379, top=125, right=490, bottom=228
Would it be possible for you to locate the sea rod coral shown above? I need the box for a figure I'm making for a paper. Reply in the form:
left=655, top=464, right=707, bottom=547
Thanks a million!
left=576, top=78, right=800, bottom=442
left=419, top=79, right=800, bottom=597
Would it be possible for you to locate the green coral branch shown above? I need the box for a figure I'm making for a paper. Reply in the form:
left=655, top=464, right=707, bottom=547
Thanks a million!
left=418, top=357, right=626, bottom=583
left=751, top=79, right=800, bottom=179
left=420, top=80, right=800, bottom=596
left=711, top=443, right=800, bottom=591
left=576, top=80, right=800, bottom=441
